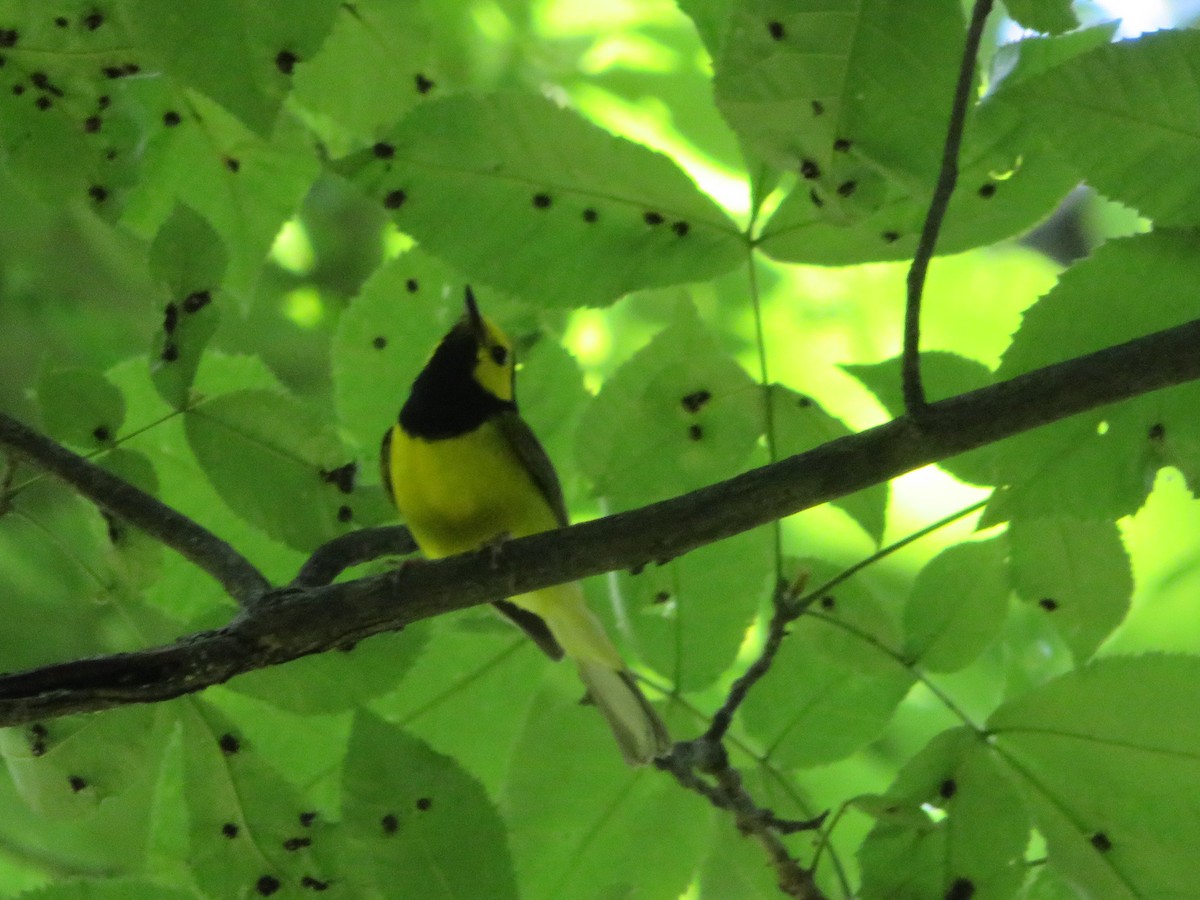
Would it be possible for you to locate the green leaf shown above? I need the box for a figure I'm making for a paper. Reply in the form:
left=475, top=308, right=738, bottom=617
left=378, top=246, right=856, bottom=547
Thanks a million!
left=995, top=23, right=1120, bottom=89
left=859, top=728, right=1029, bottom=899
left=338, top=92, right=743, bottom=306
left=331, top=250, right=465, bottom=456
left=1008, top=518, right=1131, bottom=661
left=844, top=353, right=997, bottom=486
left=987, top=230, right=1200, bottom=522
left=903, top=539, right=1010, bottom=673
left=0, top=706, right=160, bottom=820
left=339, top=712, right=518, bottom=899
left=180, top=701, right=329, bottom=898
left=13, top=878, right=193, bottom=899
left=502, top=673, right=710, bottom=900
left=989, top=655, right=1200, bottom=898
left=292, top=0, right=439, bottom=146
left=771, top=385, right=889, bottom=540
left=576, top=301, right=762, bottom=507
left=36, top=367, right=125, bottom=450
left=618, top=526, right=773, bottom=692
left=743, top=596, right=914, bottom=767
left=1003, top=0, right=1078, bottom=34
left=714, top=0, right=964, bottom=180
left=119, top=82, right=319, bottom=299
left=227, top=625, right=431, bottom=714
left=124, top=0, right=341, bottom=135
left=1019, top=29, right=1200, bottom=225
left=184, top=388, right=351, bottom=552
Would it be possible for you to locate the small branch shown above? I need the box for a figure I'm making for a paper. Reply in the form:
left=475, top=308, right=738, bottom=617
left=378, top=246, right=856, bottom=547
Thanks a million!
left=291, top=525, right=417, bottom=587
left=0, top=412, right=269, bottom=605
left=903, top=0, right=995, bottom=418
left=0, top=317, right=1197, bottom=725
left=657, top=743, right=827, bottom=900
left=707, top=571, right=808, bottom=742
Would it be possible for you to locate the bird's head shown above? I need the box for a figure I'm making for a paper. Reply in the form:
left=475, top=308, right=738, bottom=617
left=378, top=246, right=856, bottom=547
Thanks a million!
left=461, top=286, right=515, bottom=403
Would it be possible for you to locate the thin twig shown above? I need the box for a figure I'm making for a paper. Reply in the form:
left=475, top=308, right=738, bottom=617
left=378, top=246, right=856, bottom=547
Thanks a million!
left=292, top=525, right=417, bottom=587
left=0, top=411, right=269, bottom=605
left=903, top=0, right=995, bottom=418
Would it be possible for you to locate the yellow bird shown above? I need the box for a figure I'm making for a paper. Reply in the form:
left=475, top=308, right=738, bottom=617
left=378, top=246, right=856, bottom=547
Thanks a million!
left=381, top=288, right=671, bottom=765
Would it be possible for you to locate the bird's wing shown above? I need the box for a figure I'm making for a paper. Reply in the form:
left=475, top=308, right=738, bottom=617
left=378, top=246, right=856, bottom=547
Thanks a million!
left=495, top=410, right=569, bottom=528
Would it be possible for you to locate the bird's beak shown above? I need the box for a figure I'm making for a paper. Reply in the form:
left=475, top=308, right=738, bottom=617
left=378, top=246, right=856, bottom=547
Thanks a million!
left=464, top=286, right=487, bottom=341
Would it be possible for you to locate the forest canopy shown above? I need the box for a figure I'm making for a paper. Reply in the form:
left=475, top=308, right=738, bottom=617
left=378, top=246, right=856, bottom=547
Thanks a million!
left=0, top=1, right=1198, bottom=898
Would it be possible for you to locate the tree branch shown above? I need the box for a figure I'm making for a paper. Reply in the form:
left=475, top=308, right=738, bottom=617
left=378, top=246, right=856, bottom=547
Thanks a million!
left=0, top=317, right=1197, bottom=725
left=0, top=411, right=269, bottom=605
left=903, top=0, right=995, bottom=417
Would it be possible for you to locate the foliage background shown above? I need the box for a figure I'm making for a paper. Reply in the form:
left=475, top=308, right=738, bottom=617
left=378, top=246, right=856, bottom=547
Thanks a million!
left=1, top=0, right=1199, bottom=897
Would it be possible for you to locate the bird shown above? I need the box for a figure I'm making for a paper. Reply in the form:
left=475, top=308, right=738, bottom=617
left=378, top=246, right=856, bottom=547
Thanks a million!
left=380, top=287, right=671, bottom=765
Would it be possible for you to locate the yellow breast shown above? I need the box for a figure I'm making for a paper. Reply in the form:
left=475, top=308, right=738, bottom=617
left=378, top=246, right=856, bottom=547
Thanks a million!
left=386, top=421, right=559, bottom=559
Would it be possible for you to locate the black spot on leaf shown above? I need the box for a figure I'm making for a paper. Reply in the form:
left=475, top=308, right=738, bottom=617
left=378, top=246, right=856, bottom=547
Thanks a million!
left=978, top=183, right=996, bottom=199
left=123, top=63, right=139, bottom=75
left=796, top=395, right=812, bottom=407
left=643, top=211, right=664, bottom=226
left=946, top=878, right=974, bottom=900
left=337, top=505, right=353, bottom=523
left=836, top=180, right=857, bottom=197
left=183, top=290, right=211, bottom=313
left=405, top=278, right=418, bottom=292
left=35, top=96, right=52, bottom=111
left=767, top=20, right=785, bottom=40
left=0, top=28, right=19, bottom=47
left=372, top=141, right=395, bottom=159
left=810, top=100, right=824, bottom=116
left=819, top=595, right=835, bottom=610
left=30, top=740, right=45, bottom=757
left=687, top=424, right=703, bottom=441
left=415, top=797, right=432, bottom=811
left=300, top=876, right=329, bottom=891
left=320, top=462, right=357, bottom=494
left=809, top=189, right=823, bottom=208
left=1038, top=597, right=1058, bottom=612
left=222, top=823, right=239, bottom=838
left=84, top=11, right=104, bottom=30
left=882, top=231, right=900, bottom=243
left=54, top=17, right=68, bottom=28
left=256, top=875, right=281, bottom=896
left=84, top=115, right=101, bottom=133
left=680, top=389, right=711, bottom=413
left=653, top=591, right=670, bottom=604
left=163, top=302, right=179, bottom=333
left=372, top=336, right=387, bottom=350
left=414, top=73, right=434, bottom=94
left=218, top=733, right=240, bottom=754
left=93, top=425, right=111, bottom=442
left=383, top=189, right=407, bottom=209
left=672, top=220, right=689, bottom=236
left=532, top=192, right=552, bottom=209
left=97, top=95, right=110, bottom=109
left=833, top=138, right=851, bottom=152
left=582, top=208, right=598, bottom=223
left=161, top=343, right=179, bottom=362
left=1148, top=423, right=1165, bottom=440
left=88, top=184, right=108, bottom=202
left=68, top=775, right=87, bottom=792
left=31, top=723, right=47, bottom=738
left=224, top=157, right=240, bottom=173
left=939, top=778, right=956, bottom=799
left=283, top=836, right=312, bottom=851
left=299, top=811, right=317, bottom=827
left=275, top=50, right=298, bottom=75
left=10, top=84, right=23, bottom=96
left=800, top=159, right=819, bottom=180
left=163, top=110, right=181, bottom=127
left=1091, top=831, right=1112, bottom=852
left=102, top=65, right=122, bottom=79
left=381, top=813, right=398, bottom=834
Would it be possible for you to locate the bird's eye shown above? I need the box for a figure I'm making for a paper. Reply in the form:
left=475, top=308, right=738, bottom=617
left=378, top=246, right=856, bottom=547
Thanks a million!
left=490, top=345, right=509, bottom=366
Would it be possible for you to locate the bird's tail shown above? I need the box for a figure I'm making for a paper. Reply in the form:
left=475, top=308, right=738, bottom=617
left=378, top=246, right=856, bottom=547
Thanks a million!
left=520, top=584, right=671, bottom=766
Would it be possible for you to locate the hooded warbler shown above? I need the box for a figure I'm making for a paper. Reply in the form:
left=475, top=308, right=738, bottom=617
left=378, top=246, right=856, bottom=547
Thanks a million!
left=381, top=288, right=671, bottom=765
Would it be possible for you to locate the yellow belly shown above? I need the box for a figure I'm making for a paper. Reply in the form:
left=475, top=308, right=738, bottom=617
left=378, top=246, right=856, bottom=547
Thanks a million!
left=386, top=422, right=559, bottom=559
